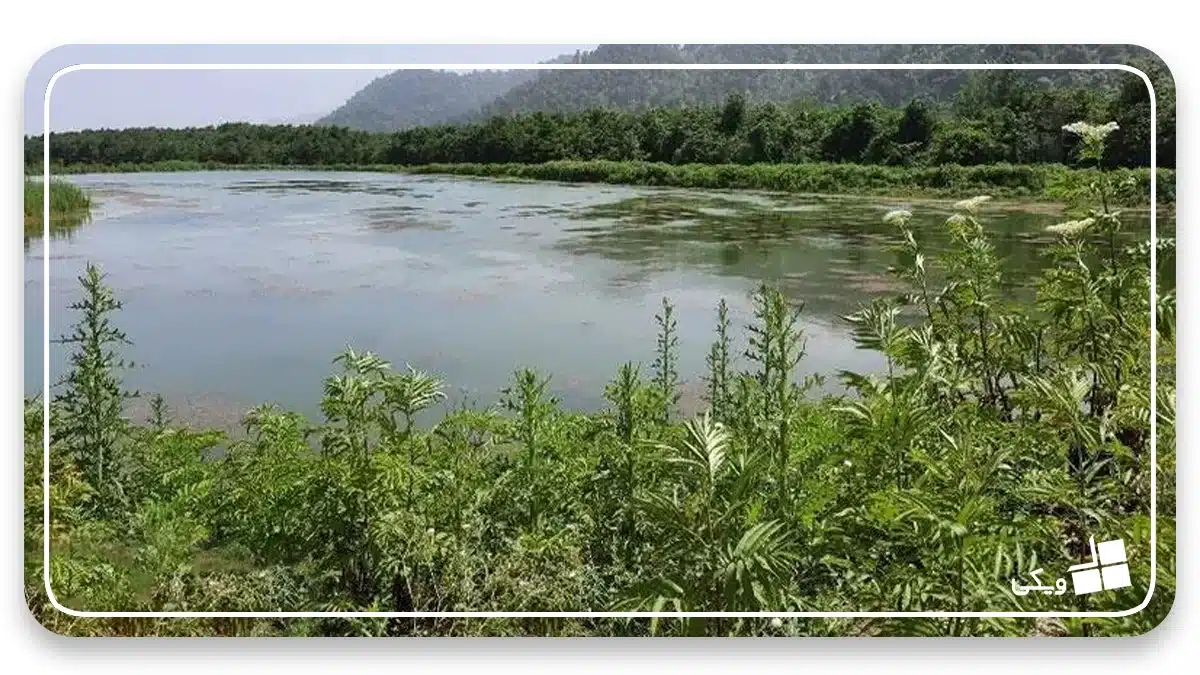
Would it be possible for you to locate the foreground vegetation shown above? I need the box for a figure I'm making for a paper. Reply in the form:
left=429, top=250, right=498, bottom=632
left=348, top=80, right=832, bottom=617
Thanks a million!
left=25, top=125, right=1174, bottom=636
left=23, top=178, right=92, bottom=240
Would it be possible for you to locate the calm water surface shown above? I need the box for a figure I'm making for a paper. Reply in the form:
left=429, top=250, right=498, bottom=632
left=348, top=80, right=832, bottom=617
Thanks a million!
left=23, top=171, right=1168, bottom=427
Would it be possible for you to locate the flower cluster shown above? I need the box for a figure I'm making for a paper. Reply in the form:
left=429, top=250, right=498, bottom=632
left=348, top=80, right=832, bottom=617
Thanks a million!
left=1063, top=121, right=1120, bottom=163
left=1062, top=121, right=1120, bottom=143
left=1045, top=218, right=1096, bottom=237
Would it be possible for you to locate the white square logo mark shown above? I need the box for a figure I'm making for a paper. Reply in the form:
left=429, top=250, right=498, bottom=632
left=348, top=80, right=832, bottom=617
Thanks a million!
left=1070, top=537, right=1132, bottom=595
left=1101, top=563, right=1131, bottom=591
left=1071, top=568, right=1103, bottom=595
left=1097, top=539, right=1127, bottom=566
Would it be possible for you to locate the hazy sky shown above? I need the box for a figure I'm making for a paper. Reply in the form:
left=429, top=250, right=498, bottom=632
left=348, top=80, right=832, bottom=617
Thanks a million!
left=25, top=44, right=596, bottom=135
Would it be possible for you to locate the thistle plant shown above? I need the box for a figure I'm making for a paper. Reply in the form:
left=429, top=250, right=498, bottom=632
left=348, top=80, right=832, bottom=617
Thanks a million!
left=651, top=297, right=680, bottom=424
left=53, top=263, right=137, bottom=512
left=500, top=369, right=558, bottom=528
left=703, top=299, right=733, bottom=423
left=603, top=362, right=646, bottom=553
left=744, top=284, right=807, bottom=508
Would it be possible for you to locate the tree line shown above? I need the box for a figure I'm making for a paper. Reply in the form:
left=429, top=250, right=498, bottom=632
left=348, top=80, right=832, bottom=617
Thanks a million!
left=29, top=71, right=1173, bottom=172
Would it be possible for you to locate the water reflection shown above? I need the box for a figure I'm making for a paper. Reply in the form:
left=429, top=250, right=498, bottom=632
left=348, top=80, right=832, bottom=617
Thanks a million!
left=555, top=190, right=1170, bottom=320
left=24, top=211, right=93, bottom=251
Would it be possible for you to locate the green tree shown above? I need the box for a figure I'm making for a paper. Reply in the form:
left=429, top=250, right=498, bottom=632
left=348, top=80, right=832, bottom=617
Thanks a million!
left=897, top=98, right=937, bottom=149
left=719, top=92, right=747, bottom=135
left=822, top=102, right=884, bottom=162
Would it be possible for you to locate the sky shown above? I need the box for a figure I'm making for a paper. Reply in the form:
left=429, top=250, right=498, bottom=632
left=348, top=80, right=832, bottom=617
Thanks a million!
left=25, top=44, right=596, bottom=135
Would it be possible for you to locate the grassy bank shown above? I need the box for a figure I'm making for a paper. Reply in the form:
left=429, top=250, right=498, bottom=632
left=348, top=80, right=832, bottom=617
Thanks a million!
left=409, top=160, right=1174, bottom=205
left=24, top=178, right=92, bottom=239
left=29, top=160, right=1174, bottom=205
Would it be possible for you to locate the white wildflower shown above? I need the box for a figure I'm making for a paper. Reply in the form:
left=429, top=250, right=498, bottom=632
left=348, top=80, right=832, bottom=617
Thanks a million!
left=843, top=459, right=853, bottom=467
left=946, top=212, right=979, bottom=237
left=883, top=209, right=912, bottom=225
left=770, top=618, right=784, bottom=629
left=1062, top=121, right=1119, bottom=142
left=952, top=195, right=992, bottom=213
left=1045, top=218, right=1095, bottom=237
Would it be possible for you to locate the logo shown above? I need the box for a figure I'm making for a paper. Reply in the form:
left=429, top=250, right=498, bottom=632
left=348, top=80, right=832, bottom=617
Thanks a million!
left=1010, top=535, right=1131, bottom=597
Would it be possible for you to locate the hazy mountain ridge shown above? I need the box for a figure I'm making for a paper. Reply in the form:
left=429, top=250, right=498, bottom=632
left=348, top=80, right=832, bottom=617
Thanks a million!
left=308, top=44, right=1167, bottom=132
left=470, top=44, right=1160, bottom=118
left=316, top=69, right=537, bottom=132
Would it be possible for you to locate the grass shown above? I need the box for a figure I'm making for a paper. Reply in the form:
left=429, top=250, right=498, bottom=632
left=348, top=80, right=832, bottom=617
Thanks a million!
left=28, top=160, right=1173, bottom=205
left=24, top=177, right=93, bottom=239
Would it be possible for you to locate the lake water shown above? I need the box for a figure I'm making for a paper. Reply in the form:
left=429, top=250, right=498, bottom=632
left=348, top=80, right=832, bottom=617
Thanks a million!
left=23, top=171, right=1168, bottom=428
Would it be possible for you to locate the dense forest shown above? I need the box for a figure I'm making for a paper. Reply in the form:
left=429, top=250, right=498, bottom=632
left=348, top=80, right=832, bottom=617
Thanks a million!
left=310, top=44, right=1170, bottom=132
left=384, top=71, right=1171, bottom=168
left=26, top=129, right=1175, bottom=634
left=27, top=69, right=1174, bottom=175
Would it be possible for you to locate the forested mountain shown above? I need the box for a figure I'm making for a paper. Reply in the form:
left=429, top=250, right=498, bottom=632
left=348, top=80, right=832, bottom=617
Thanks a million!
left=318, top=44, right=1169, bottom=131
left=316, top=69, right=537, bottom=132
left=28, top=61, right=1175, bottom=171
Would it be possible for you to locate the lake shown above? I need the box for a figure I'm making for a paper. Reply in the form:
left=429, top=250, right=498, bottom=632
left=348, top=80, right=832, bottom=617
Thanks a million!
left=23, top=171, right=1168, bottom=428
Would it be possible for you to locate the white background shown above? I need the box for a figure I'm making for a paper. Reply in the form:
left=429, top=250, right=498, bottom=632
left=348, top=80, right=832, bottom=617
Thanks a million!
left=1, top=0, right=1193, bottom=670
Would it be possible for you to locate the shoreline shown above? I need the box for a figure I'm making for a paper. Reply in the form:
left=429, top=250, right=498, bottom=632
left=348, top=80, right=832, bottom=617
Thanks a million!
left=27, top=160, right=1174, bottom=206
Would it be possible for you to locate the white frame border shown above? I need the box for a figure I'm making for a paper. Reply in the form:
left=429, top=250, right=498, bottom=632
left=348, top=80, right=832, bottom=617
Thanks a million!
left=40, top=61, right=1158, bottom=621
